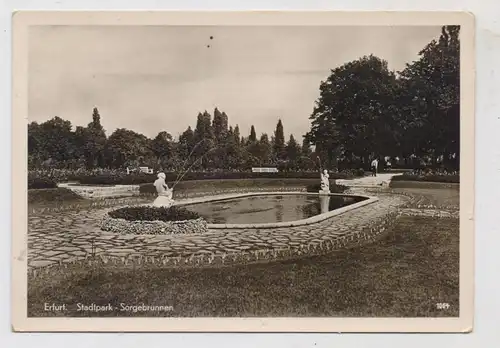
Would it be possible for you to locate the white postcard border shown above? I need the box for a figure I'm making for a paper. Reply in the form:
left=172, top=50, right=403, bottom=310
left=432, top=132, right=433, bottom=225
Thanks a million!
left=11, top=10, right=475, bottom=333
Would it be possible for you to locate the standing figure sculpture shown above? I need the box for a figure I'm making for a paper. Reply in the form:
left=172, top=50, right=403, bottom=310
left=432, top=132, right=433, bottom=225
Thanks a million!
left=319, top=169, right=330, bottom=195
left=153, top=172, right=174, bottom=208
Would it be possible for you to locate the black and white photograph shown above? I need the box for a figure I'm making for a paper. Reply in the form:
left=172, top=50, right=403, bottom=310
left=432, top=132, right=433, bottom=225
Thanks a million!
left=11, top=11, right=474, bottom=332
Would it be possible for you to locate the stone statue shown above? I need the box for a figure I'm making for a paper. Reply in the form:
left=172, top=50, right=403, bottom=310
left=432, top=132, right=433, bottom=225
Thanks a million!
left=319, top=169, right=330, bottom=195
left=153, top=172, right=174, bottom=208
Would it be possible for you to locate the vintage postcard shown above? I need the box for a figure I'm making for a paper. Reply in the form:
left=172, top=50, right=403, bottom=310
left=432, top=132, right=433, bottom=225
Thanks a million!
left=11, top=11, right=474, bottom=332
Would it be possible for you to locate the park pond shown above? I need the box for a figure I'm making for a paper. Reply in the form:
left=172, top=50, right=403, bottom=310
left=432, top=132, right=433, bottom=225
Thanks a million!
left=183, top=194, right=368, bottom=225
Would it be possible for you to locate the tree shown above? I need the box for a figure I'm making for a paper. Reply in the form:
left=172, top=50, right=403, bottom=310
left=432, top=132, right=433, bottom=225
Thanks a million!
left=286, top=134, right=301, bottom=163
left=224, top=126, right=243, bottom=169
left=177, top=126, right=196, bottom=171
left=105, top=128, right=153, bottom=168
left=28, top=122, right=43, bottom=168
left=256, top=133, right=272, bottom=165
left=29, top=117, right=77, bottom=167
left=397, top=25, right=460, bottom=169
left=306, top=55, right=400, bottom=169
left=73, top=126, right=89, bottom=167
left=193, top=111, right=215, bottom=168
left=151, top=131, right=173, bottom=168
left=249, top=125, right=257, bottom=143
left=82, top=107, right=107, bottom=168
left=233, top=125, right=241, bottom=145
left=212, top=107, right=228, bottom=144
left=301, top=137, right=312, bottom=157
left=210, top=108, right=230, bottom=168
left=273, top=119, right=286, bottom=161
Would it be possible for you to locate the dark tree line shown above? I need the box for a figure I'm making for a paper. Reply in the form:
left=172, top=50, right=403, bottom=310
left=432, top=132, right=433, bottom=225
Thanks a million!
left=28, top=107, right=312, bottom=172
left=306, top=25, right=460, bottom=170
left=28, top=25, right=460, bottom=172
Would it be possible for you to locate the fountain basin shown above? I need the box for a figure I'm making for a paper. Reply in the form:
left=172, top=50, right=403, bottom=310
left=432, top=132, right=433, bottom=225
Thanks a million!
left=177, top=192, right=378, bottom=229
left=99, top=192, right=377, bottom=235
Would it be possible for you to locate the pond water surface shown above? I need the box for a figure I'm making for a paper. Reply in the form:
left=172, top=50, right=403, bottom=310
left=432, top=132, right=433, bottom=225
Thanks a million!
left=184, top=194, right=367, bottom=225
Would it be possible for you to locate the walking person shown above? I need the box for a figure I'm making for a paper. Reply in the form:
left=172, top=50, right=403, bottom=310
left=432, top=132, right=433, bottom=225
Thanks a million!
left=371, top=157, right=379, bottom=177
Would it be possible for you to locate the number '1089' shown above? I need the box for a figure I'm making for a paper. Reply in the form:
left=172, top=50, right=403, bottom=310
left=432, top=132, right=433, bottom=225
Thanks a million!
left=436, top=303, right=450, bottom=310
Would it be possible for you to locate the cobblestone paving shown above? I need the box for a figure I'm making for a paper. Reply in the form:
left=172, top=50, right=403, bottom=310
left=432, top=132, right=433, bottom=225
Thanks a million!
left=27, top=190, right=409, bottom=272
left=27, top=174, right=459, bottom=273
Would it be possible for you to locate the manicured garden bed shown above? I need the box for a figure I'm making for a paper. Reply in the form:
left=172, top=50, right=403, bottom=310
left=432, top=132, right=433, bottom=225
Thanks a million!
left=76, top=171, right=355, bottom=186
left=101, top=206, right=208, bottom=235
left=109, top=205, right=201, bottom=222
left=390, top=174, right=459, bottom=183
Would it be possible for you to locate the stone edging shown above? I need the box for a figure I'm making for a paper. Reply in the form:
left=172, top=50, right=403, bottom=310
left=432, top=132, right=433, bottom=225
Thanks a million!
left=28, top=209, right=401, bottom=277
left=27, top=187, right=458, bottom=276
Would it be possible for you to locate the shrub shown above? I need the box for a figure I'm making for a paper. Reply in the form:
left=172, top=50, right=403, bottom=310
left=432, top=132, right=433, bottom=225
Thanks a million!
left=356, top=168, right=365, bottom=177
left=108, top=205, right=201, bottom=222
left=139, top=183, right=157, bottom=195
left=305, top=183, right=347, bottom=193
left=28, top=177, right=58, bottom=189
left=28, top=188, right=84, bottom=204
left=28, top=169, right=366, bottom=187
left=78, top=173, right=157, bottom=185
left=64, top=171, right=362, bottom=186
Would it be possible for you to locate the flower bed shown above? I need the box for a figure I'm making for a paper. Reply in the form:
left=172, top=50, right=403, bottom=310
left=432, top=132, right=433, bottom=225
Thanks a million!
left=391, top=173, right=459, bottom=183
left=100, top=205, right=208, bottom=235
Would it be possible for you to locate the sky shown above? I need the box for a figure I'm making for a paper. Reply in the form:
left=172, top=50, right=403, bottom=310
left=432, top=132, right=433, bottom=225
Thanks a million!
left=28, top=25, right=441, bottom=140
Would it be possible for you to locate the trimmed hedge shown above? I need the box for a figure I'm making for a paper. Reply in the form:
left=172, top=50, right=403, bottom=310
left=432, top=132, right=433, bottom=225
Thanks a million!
left=74, top=171, right=356, bottom=186
left=139, top=184, right=158, bottom=195
left=391, top=174, right=459, bottom=183
left=305, top=183, right=348, bottom=193
left=109, top=206, right=200, bottom=222
left=355, top=168, right=365, bottom=177
left=139, top=178, right=335, bottom=196
left=28, top=177, right=58, bottom=189
left=28, top=188, right=84, bottom=205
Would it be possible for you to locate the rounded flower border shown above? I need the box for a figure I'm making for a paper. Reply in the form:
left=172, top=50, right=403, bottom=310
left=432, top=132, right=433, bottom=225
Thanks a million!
left=100, top=206, right=209, bottom=235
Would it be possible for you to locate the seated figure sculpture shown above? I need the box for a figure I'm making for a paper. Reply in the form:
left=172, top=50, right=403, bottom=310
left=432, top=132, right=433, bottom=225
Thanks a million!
left=153, top=172, right=174, bottom=208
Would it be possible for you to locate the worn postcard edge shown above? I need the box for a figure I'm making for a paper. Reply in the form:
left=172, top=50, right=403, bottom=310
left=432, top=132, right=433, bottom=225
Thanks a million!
left=10, top=10, right=475, bottom=333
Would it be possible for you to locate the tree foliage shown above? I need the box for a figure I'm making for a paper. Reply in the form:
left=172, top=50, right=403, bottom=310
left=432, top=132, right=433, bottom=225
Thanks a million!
left=28, top=27, right=459, bottom=172
left=306, top=25, right=460, bottom=170
left=273, top=119, right=286, bottom=161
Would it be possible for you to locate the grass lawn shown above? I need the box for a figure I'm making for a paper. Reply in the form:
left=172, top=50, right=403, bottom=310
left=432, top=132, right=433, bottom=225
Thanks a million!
left=390, top=181, right=459, bottom=209
left=28, top=214, right=459, bottom=317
